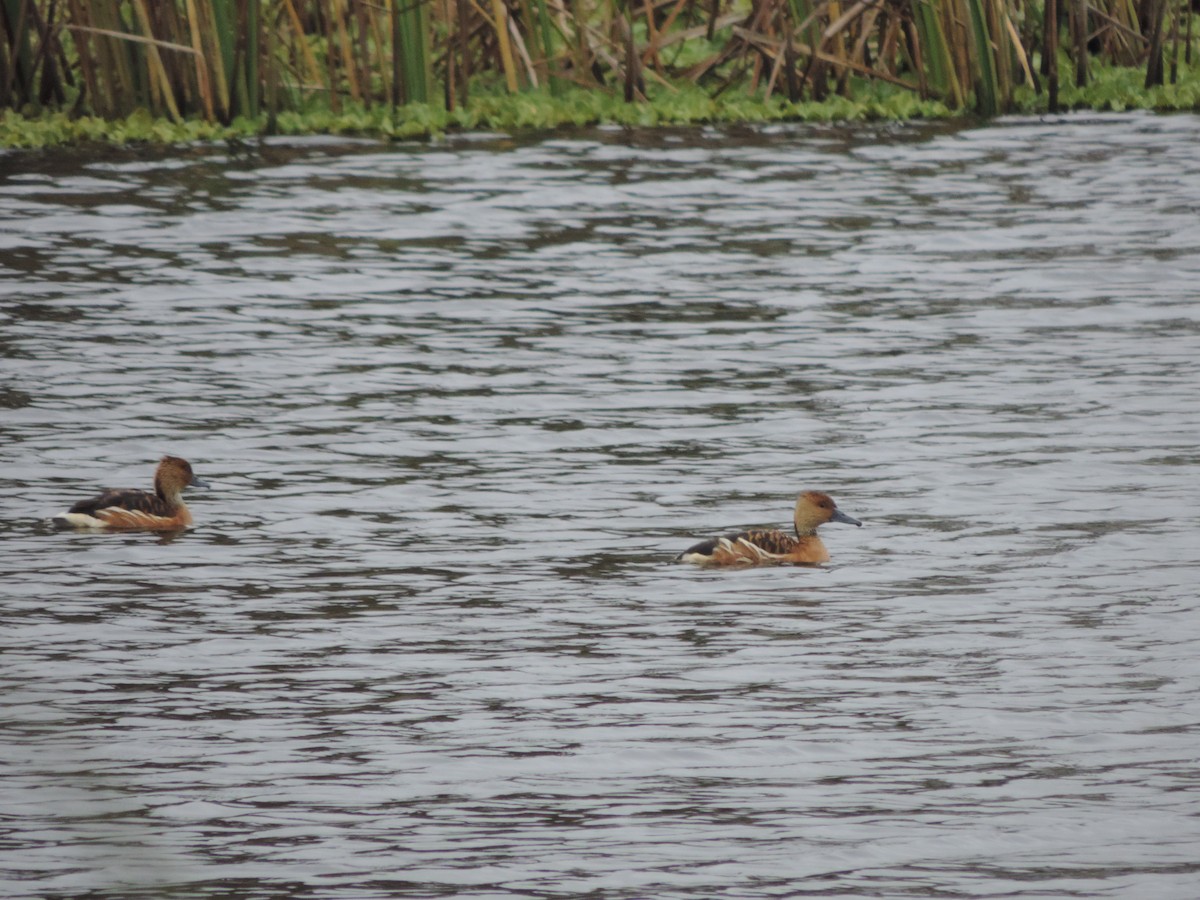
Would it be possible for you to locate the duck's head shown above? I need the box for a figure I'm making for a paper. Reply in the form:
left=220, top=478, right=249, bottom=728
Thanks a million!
left=155, top=456, right=209, bottom=499
left=794, top=490, right=861, bottom=536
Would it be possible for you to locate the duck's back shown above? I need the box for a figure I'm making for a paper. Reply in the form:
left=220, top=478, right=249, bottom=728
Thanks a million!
left=70, top=488, right=171, bottom=516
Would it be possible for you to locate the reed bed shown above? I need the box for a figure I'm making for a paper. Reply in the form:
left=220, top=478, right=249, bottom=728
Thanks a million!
left=1, top=0, right=1197, bottom=127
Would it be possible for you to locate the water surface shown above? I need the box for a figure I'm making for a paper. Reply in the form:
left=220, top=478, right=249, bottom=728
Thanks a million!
left=2, top=113, right=1199, bottom=898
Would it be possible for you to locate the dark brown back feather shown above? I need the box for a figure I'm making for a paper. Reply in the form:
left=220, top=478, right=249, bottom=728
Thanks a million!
left=734, top=530, right=798, bottom=554
left=70, top=489, right=175, bottom=517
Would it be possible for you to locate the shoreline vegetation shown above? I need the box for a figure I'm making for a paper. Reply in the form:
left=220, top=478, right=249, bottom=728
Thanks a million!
left=2, top=0, right=1198, bottom=149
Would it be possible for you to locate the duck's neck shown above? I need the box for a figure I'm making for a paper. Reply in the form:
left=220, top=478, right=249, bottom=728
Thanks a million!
left=793, top=518, right=818, bottom=538
left=155, top=476, right=184, bottom=507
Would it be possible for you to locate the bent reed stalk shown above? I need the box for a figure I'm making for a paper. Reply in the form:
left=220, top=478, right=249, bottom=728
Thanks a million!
left=1, top=0, right=1197, bottom=125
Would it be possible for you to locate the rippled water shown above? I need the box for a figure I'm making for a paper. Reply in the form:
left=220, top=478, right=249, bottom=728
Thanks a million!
left=2, top=112, right=1199, bottom=898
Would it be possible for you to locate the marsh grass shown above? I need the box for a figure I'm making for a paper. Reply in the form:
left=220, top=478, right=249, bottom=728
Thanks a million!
left=1, top=0, right=1198, bottom=141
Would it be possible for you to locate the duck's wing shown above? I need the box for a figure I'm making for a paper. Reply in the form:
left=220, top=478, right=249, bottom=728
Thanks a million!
left=68, top=489, right=173, bottom=518
left=55, top=488, right=191, bottom=528
left=733, top=529, right=798, bottom=557
left=677, top=529, right=797, bottom=565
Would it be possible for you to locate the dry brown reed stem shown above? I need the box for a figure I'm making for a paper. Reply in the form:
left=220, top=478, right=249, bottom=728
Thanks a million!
left=456, top=0, right=471, bottom=103
left=333, top=0, right=361, bottom=101
left=1180, top=1, right=1190, bottom=66
left=1, top=0, right=29, bottom=104
left=487, top=0, right=520, bottom=90
left=1045, top=0, right=1059, bottom=107
left=129, top=2, right=168, bottom=117
left=1003, top=13, right=1035, bottom=89
left=281, top=0, right=324, bottom=89
left=735, top=26, right=919, bottom=88
left=640, top=0, right=689, bottom=66
left=508, top=9, right=538, bottom=85
left=21, top=0, right=66, bottom=107
left=183, top=0, right=215, bottom=119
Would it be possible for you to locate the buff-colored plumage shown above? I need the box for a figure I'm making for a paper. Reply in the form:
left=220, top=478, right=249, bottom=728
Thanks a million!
left=53, top=456, right=209, bottom=531
left=677, top=491, right=861, bottom=567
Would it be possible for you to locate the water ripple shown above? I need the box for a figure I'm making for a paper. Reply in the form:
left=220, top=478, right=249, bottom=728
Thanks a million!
left=2, top=113, right=1199, bottom=899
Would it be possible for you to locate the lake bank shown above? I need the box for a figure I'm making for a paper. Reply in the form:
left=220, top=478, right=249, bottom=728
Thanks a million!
left=4, top=65, right=1200, bottom=150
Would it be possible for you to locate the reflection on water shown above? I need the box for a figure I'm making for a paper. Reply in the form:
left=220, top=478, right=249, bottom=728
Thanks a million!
left=2, top=113, right=1199, bottom=898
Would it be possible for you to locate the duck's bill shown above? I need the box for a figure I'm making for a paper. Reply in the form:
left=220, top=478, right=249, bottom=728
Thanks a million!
left=832, top=509, right=862, bottom=527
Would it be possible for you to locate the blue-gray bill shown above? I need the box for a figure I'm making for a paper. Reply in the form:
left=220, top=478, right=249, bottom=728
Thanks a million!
left=832, top=509, right=862, bottom=527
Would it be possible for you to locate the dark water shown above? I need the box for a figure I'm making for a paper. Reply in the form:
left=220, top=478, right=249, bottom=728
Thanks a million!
left=2, top=113, right=1199, bottom=899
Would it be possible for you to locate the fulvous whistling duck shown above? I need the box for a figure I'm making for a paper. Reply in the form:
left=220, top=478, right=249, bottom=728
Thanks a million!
left=677, top=490, right=861, bottom=566
left=53, top=456, right=209, bottom=531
